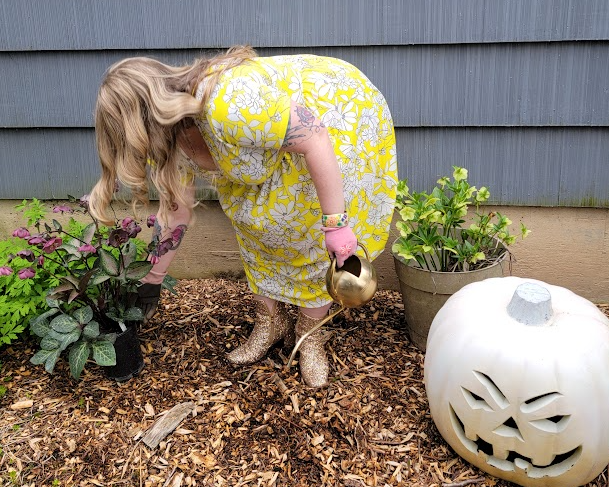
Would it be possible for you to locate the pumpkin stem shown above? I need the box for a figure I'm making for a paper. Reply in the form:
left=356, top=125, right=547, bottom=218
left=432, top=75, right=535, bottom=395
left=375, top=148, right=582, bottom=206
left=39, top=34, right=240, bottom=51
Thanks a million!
left=506, top=282, right=553, bottom=326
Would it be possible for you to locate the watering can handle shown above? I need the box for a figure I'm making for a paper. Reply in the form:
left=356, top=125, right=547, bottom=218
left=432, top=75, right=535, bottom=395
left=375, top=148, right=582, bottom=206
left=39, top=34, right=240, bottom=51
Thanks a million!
left=327, top=243, right=371, bottom=297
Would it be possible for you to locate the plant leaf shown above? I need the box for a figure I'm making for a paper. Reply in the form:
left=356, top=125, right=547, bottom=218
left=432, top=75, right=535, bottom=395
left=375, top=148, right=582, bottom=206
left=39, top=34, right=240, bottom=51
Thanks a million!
left=162, top=274, right=178, bottom=295
left=44, top=349, right=61, bottom=374
left=46, top=296, right=61, bottom=308
left=50, top=314, right=79, bottom=333
left=40, top=336, right=61, bottom=351
left=124, top=261, right=153, bottom=281
left=82, top=321, right=100, bottom=339
left=82, top=222, right=96, bottom=244
left=98, top=248, right=120, bottom=276
left=123, top=307, right=144, bottom=322
left=67, top=289, right=80, bottom=304
left=72, top=306, right=93, bottom=325
left=30, top=318, right=51, bottom=338
left=69, top=341, right=91, bottom=379
left=90, top=271, right=111, bottom=286
left=30, top=348, right=56, bottom=366
left=122, top=240, right=138, bottom=269
left=48, top=329, right=81, bottom=352
left=59, top=243, right=81, bottom=256
left=92, top=340, right=116, bottom=366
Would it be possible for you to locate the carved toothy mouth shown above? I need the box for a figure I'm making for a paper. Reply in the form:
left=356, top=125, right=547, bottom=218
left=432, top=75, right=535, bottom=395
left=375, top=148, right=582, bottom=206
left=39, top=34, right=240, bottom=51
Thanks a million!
left=449, top=405, right=582, bottom=478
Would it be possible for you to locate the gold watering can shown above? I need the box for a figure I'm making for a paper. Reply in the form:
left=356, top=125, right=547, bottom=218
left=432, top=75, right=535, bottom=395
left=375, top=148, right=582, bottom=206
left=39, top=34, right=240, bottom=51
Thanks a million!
left=287, top=244, right=378, bottom=368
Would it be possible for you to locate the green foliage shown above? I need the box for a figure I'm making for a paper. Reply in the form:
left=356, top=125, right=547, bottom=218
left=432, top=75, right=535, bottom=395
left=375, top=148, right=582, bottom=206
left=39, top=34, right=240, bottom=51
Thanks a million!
left=392, top=166, right=530, bottom=272
left=0, top=197, right=179, bottom=379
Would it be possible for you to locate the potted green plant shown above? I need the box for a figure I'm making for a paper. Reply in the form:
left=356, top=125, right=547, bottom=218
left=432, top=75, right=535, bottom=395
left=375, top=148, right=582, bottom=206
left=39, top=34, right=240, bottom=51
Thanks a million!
left=391, top=166, right=530, bottom=350
left=0, top=196, right=177, bottom=381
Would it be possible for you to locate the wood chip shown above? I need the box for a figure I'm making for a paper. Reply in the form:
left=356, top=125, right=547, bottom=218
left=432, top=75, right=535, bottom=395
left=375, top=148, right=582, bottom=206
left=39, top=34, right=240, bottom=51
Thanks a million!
left=141, top=402, right=196, bottom=449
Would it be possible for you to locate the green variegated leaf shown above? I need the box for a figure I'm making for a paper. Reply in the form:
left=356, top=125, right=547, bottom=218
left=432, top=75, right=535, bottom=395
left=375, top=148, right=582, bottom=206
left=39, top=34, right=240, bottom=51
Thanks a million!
left=73, top=306, right=93, bottom=325
left=92, top=340, right=116, bottom=366
left=124, top=261, right=152, bottom=281
left=69, top=341, right=91, bottom=379
left=40, top=336, right=61, bottom=351
left=44, top=349, right=61, bottom=373
left=82, top=321, right=100, bottom=339
left=162, top=274, right=178, bottom=295
left=30, top=318, right=51, bottom=338
left=99, top=248, right=120, bottom=276
left=48, top=329, right=81, bottom=352
left=60, top=243, right=81, bottom=255
left=123, top=307, right=144, bottom=322
left=90, top=271, right=111, bottom=286
left=46, top=296, right=61, bottom=309
left=30, top=348, right=56, bottom=365
left=82, top=222, right=96, bottom=244
left=50, top=314, right=79, bottom=333
left=30, top=308, right=59, bottom=327
left=101, top=332, right=117, bottom=345
left=122, top=240, right=138, bottom=269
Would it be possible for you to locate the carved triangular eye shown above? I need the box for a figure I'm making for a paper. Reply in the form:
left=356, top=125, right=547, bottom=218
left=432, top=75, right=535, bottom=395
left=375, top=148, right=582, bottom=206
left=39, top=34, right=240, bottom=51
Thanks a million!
left=461, top=387, right=492, bottom=411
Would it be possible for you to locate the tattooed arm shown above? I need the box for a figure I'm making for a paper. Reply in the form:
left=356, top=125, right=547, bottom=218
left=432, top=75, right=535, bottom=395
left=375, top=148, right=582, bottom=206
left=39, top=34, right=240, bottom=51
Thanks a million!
left=141, top=183, right=195, bottom=285
left=281, top=101, right=345, bottom=215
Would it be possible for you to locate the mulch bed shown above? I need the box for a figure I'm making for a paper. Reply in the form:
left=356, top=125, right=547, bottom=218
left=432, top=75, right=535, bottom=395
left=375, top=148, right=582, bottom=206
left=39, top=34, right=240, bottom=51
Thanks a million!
left=1, top=279, right=608, bottom=487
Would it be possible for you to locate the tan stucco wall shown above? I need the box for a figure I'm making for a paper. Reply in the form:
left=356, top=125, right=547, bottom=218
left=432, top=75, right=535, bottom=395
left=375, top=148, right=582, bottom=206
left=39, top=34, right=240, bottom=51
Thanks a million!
left=1, top=200, right=607, bottom=303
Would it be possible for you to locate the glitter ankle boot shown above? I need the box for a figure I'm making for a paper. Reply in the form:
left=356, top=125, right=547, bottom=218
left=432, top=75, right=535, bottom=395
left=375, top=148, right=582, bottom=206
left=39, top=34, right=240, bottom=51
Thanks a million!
left=227, top=300, right=294, bottom=365
left=295, top=311, right=330, bottom=388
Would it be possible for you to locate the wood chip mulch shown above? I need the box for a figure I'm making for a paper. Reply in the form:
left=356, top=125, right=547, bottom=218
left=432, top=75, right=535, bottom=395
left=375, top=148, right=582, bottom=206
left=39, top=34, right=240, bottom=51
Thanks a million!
left=1, top=279, right=608, bottom=487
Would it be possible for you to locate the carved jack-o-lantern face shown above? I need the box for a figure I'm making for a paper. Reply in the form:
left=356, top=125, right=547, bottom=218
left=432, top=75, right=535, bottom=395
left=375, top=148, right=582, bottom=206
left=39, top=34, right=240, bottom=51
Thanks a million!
left=424, top=277, right=609, bottom=487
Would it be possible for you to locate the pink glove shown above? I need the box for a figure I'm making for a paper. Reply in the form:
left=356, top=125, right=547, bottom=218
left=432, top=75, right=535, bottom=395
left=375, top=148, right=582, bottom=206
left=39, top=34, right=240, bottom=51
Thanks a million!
left=322, top=226, right=358, bottom=267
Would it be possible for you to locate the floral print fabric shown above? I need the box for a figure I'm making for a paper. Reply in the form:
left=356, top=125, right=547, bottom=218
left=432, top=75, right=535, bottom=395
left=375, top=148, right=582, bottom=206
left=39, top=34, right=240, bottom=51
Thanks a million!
left=186, top=54, right=397, bottom=307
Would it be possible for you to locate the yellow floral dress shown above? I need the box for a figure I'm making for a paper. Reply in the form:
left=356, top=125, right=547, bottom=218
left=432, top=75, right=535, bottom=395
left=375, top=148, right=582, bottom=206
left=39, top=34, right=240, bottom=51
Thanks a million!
left=184, top=54, right=397, bottom=307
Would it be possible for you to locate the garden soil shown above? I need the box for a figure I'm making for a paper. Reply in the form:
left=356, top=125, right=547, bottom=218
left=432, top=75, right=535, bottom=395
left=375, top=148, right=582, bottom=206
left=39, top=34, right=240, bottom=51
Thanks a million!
left=1, top=279, right=608, bottom=487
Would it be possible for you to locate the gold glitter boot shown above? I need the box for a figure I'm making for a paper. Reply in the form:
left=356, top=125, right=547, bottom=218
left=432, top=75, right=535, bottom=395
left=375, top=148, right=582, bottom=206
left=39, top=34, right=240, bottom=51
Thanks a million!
left=227, top=300, right=294, bottom=365
left=295, top=311, right=330, bottom=388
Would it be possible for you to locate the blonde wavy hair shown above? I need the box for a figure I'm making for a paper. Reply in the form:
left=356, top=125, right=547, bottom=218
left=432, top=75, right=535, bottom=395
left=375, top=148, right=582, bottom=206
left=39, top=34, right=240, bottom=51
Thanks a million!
left=88, top=45, right=257, bottom=226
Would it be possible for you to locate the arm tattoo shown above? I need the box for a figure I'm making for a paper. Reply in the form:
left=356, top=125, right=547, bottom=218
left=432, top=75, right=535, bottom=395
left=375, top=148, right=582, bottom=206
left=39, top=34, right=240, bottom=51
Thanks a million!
left=149, top=220, right=188, bottom=257
left=282, top=106, right=326, bottom=149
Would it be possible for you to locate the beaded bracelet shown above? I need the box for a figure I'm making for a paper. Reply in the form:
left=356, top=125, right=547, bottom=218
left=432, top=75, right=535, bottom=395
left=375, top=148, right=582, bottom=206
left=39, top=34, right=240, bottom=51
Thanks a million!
left=322, top=212, right=348, bottom=228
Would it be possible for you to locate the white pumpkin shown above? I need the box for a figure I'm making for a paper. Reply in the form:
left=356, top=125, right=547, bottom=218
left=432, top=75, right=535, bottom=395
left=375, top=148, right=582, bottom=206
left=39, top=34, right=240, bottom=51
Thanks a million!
left=424, top=276, right=609, bottom=487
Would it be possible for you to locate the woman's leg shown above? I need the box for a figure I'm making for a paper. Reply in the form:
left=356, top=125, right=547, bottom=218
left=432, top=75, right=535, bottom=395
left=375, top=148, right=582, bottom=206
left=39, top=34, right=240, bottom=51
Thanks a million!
left=227, top=294, right=294, bottom=365
left=295, top=303, right=333, bottom=388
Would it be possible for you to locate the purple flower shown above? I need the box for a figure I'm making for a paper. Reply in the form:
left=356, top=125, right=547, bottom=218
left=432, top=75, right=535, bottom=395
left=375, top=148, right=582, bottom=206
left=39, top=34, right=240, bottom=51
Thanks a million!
left=17, top=267, right=35, bottom=279
left=12, top=227, right=30, bottom=239
left=79, top=194, right=90, bottom=209
left=149, top=255, right=160, bottom=265
left=146, top=215, right=157, bottom=228
left=16, top=250, right=35, bottom=262
left=78, top=244, right=97, bottom=253
left=28, top=234, right=47, bottom=245
left=37, top=256, right=45, bottom=266
left=108, top=229, right=129, bottom=247
left=121, top=217, right=134, bottom=229
left=52, top=205, right=73, bottom=214
left=42, top=237, right=63, bottom=253
left=120, top=217, right=142, bottom=238
left=0, top=266, right=13, bottom=276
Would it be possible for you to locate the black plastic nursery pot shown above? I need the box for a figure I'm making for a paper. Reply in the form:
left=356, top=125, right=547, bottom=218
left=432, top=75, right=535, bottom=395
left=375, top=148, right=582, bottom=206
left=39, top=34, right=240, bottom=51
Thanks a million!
left=104, top=323, right=145, bottom=382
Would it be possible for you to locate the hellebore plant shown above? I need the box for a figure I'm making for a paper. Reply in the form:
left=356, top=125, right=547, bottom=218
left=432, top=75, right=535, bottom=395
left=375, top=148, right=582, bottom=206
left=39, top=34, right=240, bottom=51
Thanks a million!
left=392, top=166, right=530, bottom=272
left=3, top=196, right=177, bottom=379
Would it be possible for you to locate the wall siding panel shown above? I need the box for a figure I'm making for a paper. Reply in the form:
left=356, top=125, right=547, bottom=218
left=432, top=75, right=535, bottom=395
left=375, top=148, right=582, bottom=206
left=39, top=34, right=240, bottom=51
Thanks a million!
left=2, top=0, right=609, bottom=51
left=2, top=43, right=609, bottom=129
left=2, top=127, right=608, bottom=208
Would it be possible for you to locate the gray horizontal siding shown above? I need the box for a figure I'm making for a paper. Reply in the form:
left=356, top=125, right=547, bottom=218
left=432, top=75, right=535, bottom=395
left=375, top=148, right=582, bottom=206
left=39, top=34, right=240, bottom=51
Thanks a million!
left=2, top=42, right=609, bottom=129
left=2, top=0, right=609, bottom=51
left=2, top=127, right=607, bottom=207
